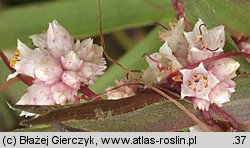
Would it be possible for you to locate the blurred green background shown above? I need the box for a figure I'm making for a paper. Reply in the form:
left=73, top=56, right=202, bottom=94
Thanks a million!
left=0, top=0, right=249, bottom=131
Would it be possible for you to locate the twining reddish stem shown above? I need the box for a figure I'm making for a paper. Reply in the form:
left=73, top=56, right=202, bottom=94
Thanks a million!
left=0, top=50, right=15, bottom=72
left=17, top=76, right=33, bottom=86
left=167, top=51, right=250, bottom=83
left=0, top=50, right=33, bottom=86
left=201, top=110, right=215, bottom=126
left=172, top=0, right=192, bottom=31
left=79, top=86, right=102, bottom=101
left=210, top=104, right=238, bottom=130
left=0, top=77, right=19, bottom=91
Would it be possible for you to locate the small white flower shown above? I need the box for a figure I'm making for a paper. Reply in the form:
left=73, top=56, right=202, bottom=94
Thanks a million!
left=142, top=41, right=182, bottom=83
left=207, top=58, right=240, bottom=107
left=181, top=58, right=239, bottom=110
left=207, top=58, right=240, bottom=81
left=159, top=18, right=189, bottom=66
left=184, top=19, right=225, bottom=64
left=106, top=77, right=137, bottom=100
left=180, top=62, right=219, bottom=101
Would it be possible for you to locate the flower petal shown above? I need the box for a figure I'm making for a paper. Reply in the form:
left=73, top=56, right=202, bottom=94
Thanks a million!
left=78, top=62, right=99, bottom=85
left=159, top=42, right=183, bottom=69
left=209, top=82, right=231, bottom=107
left=184, top=32, right=196, bottom=48
left=29, top=33, right=46, bottom=49
left=180, top=63, right=219, bottom=101
left=74, top=38, right=94, bottom=60
left=192, top=97, right=210, bottom=111
left=159, top=41, right=173, bottom=56
left=184, top=19, right=207, bottom=48
left=61, top=50, right=83, bottom=71
left=141, top=67, right=159, bottom=84
left=75, top=38, right=106, bottom=66
left=106, top=78, right=136, bottom=100
left=203, top=25, right=225, bottom=49
left=158, top=19, right=189, bottom=66
left=208, top=58, right=240, bottom=80
left=193, top=18, right=207, bottom=36
left=61, top=71, right=81, bottom=89
left=16, top=82, right=54, bottom=105
left=187, top=47, right=223, bottom=64
left=47, top=20, right=73, bottom=59
left=34, top=56, right=63, bottom=85
left=50, top=82, right=77, bottom=104
left=9, top=40, right=45, bottom=79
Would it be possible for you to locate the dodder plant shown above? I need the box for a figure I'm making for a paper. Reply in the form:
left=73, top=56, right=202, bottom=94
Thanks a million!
left=0, top=0, right=250, bottom=132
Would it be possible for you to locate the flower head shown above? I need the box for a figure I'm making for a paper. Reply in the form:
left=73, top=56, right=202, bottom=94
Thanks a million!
left=180, top=62, right=219, bottom=101
left=8, top=20, right=106, bottom=106
left=142, top=41, right=182, bottom=84
left=207, top=58, right=240, bottom=107
left=180, top=58, right=239, bottom=110
left=106, top=77, right=138, bottom=100
left=159, top=18, right=189, bottom=66
left=184, top=19, right=225, bottom=64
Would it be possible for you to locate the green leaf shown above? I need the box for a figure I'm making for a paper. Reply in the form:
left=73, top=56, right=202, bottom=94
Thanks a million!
left=15, top=75, right=250, bottom=132
left=184, top=0, right=250, bottom=72
left=207, top=0, right=250, bottom=35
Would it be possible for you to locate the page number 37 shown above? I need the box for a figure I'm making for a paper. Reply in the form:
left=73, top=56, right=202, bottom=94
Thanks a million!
left=233, top=136, right=246, bottom=144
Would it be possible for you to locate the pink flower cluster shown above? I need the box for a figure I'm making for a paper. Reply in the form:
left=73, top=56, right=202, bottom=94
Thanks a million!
left=9, top=19, right=242, bottom=113
left=105, top=19, right=240, bottom=110
left=145, top=18, right=240, bottom=110
left=9, top=20, right=106, bottom=106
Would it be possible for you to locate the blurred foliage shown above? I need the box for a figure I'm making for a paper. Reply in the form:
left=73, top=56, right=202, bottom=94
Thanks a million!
left=1, top=0, right=52, bottom=6
left=0, top=0, right=250, bottom=131
left=0, top=0, right=170, bottom=49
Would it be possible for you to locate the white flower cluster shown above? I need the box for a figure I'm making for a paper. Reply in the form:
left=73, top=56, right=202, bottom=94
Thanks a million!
left=106, top=18, right=240, bottom=111
left=8, top=20, right=106, bottom=106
